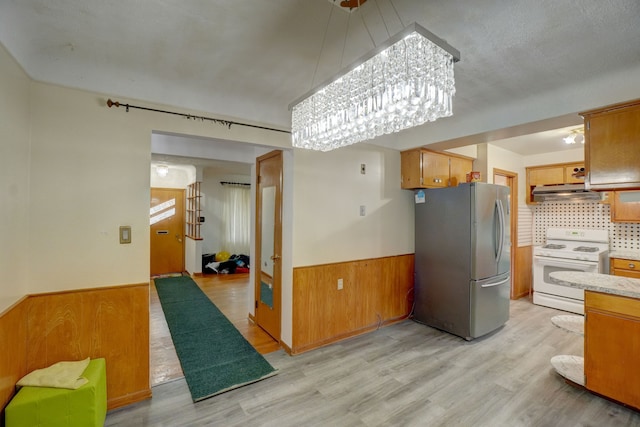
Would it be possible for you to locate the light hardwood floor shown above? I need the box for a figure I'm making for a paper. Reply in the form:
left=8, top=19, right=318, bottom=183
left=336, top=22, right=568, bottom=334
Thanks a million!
left=150, top=273, right=280, bottom=386
left=114, top=297, right=640, bottom=426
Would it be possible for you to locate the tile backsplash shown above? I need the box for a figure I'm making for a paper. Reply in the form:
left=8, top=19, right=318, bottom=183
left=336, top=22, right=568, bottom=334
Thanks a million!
left=531, top=200, right=640, bottom=251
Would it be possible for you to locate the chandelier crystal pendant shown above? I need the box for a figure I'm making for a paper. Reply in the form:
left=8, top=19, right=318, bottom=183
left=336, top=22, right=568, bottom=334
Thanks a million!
left=290, top=22, right=460, bottom=151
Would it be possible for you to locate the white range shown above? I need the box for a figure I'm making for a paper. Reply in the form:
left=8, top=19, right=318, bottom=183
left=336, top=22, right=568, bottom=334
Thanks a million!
left=533, top=228, right=609, bottom=314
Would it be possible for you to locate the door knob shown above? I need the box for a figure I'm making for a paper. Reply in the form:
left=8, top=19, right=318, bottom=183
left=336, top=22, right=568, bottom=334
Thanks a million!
left=176, top=234, right=182, bottom=243
left=270, top=254, right=281, bottom=261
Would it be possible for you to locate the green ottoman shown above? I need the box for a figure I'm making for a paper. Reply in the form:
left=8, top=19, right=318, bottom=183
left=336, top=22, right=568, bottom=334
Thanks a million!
left=5, top=358, right=107, bottom=427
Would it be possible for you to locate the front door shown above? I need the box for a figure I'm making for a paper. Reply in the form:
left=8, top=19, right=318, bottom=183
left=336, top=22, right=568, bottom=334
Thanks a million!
left=150, top=188, right=185, bottom=276
left=255, top=151, right=282, bottom=341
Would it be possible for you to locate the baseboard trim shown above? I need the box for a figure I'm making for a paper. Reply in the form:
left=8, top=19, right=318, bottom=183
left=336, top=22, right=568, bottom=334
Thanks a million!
left=512, top=290, right=531, bottom=300
left=280, top=340, right=293, bottom=356
left=108, top=388, right=152, bottom=410
left=291, top=314, right=408, bottom=355
left=28, top=282, right=149, bottom=298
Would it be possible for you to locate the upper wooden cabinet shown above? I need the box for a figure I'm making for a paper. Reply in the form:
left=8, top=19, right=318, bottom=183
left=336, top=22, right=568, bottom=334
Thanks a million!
left=400, top=148, right=473, bottom=189
left=528, top=165, right=564, bottom=186
left=611, top=190, right=640, bottom=223
left=449, top=156, right=473, bottom=187
left=580, top=99, right=640, bottom=190
left=525, top=162, right=585, bottom=204
left=421, top=150, right=450, bottom=188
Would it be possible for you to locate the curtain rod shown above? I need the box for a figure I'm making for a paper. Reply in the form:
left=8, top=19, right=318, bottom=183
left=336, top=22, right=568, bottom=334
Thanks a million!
left=106, top=99, right=291, bottom=134
left=220, top=181, right=251, bottom=186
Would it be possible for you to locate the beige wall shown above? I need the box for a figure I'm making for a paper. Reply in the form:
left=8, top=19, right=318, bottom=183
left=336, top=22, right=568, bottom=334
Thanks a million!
left=524, top=147, right=584, bottom=167
left=482, top=144, right=585, bottom=207
left=24, top=84, right=290, bottom=295
left=486, top=144, right=526, bottom=203
left=293, top=144, right=415, bottom=266
left=1, top=42, right=417, bottom=348
left=0, top=45, right=30, bottom=310
left=0, top=41, right=286, bottom=299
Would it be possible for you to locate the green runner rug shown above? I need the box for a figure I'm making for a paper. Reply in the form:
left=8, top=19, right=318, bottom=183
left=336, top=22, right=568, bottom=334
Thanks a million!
left=154, top=276, right=277, bottom=402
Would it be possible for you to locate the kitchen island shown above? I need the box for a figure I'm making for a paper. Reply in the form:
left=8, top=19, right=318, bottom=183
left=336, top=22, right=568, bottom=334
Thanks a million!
left=550, top=271, right=640, bottom=298
left=550, top=271, right=640, bottom=411
left=609, top=250, right=640, bottom=262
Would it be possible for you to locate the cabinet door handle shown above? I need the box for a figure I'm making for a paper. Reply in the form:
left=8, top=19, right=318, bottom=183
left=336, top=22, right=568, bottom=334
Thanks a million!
left=629, top=263, right=636, bottom=269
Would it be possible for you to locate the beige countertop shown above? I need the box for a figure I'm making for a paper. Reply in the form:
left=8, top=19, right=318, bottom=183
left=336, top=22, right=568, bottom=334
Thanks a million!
left=550, top=271, right=640, bottom=299
left=609, top=250, right=640, bottom=261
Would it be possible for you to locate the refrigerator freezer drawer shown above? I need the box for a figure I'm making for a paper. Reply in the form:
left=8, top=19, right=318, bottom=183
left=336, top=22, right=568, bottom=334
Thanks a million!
left=470, top=274, right=510, bottom=338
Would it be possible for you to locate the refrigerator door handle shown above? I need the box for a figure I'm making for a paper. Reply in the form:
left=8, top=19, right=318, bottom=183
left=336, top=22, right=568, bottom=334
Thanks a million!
left=495, top=199, right=505, bottom=263
left=481, top=276, right=510, bottom=288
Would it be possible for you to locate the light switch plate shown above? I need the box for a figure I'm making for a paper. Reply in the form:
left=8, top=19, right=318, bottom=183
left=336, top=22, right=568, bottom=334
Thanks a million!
left=119, top=226, right=131, bottom=244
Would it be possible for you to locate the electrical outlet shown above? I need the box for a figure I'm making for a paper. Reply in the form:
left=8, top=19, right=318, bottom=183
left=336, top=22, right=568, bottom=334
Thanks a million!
left=361, top=163, right=366, bottom=174
left=360, top=205, right=366, bottom=216
left=337, top=278, right=344, bottom=290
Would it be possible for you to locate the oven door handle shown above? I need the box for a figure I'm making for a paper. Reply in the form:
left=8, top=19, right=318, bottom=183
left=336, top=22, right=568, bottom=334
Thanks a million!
left=533, top=255, right=599, bottom=268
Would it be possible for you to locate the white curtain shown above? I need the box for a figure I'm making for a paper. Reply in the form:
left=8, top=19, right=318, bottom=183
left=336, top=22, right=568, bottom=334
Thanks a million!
left=221, top=185, right=251, bottom=255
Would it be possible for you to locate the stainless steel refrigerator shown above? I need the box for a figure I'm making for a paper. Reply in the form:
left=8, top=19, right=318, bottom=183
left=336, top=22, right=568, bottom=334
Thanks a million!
left=414, top=182, right=510, bottom=340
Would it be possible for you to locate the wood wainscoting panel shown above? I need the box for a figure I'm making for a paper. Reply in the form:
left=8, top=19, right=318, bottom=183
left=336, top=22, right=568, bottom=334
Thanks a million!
left=0, top=298, right=29, bottom=421
left=513, top=245, right=533, bottom=300
left=292, top=254, right=414, bottom=354
left=25, top=284, right=151, bottom=410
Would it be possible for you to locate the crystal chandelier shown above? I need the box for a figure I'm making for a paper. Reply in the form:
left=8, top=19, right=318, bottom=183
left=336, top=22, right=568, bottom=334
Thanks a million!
left=290, top=22, right=460, bottom=151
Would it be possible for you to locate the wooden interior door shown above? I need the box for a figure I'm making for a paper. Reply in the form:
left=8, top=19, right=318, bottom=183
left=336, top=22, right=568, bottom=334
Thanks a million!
left=255, top=151, right=283, bottom=341
left=150, top=188, right=185, bottom=276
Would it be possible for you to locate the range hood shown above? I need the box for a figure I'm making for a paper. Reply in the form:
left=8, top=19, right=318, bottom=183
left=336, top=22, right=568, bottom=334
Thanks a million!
left=532, top=184, right=602, bottom=202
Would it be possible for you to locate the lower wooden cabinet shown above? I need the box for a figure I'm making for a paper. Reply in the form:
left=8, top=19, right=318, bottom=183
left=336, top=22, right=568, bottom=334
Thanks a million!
left=585, top=291, right=640, bottom=409
left=611, top=258, right=640, bottom=278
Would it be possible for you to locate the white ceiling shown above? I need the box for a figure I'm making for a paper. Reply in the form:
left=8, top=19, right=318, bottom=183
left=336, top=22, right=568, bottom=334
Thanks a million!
left=489, top=125, right=585, bottom=156
left=151, top=154, right=251, bottom=175
left=2, top=0, right=640, bottom=155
